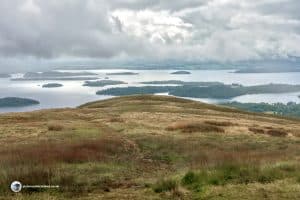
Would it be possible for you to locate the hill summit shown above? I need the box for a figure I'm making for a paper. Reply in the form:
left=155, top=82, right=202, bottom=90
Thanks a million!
left=0, top=95, right=299, bottom=199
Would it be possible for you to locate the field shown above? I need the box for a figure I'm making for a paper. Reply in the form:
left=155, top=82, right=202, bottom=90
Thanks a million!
left=0, top=95, right=299, bottom=199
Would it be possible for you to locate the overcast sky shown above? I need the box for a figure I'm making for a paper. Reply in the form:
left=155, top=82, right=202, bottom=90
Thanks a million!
left=0, top=0, right=300, bottom=72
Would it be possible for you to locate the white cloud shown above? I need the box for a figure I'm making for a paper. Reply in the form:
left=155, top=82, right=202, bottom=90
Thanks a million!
left=112, top=9, right=194, bottom=44
left=20, top=0, right=41, bottom=14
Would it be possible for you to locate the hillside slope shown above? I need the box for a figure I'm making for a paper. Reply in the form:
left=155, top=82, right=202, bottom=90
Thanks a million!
left=0, top=95, right=299, bottom=200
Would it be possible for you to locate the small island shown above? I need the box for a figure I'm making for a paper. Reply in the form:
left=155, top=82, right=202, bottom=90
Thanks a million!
left=83, top=80, right=127, bottom=87
left=106, top=72, right=139, bottom=75
left=0, top=97, right=40, bottom=107
left=0, top=74, right=11, bottom=78
left=42, top=83, right=63, bottom=88
left=170, top=71, right=191, bottom=75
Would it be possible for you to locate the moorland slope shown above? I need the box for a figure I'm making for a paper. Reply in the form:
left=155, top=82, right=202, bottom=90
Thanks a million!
left=0, top=95, right=299, bottom=199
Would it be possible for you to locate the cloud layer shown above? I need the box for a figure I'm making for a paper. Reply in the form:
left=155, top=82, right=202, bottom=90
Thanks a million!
left=0, top=0, right=300, bottom=68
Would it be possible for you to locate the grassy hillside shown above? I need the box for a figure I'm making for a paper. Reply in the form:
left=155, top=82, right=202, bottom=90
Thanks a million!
left=223, top=102, right=300, bottom=118
left=0, top=95, right=299, bottom=200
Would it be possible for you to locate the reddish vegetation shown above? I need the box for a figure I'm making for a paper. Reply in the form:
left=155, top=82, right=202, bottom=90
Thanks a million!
left=248, top=127, right=288, bottom=137
left=204, top=120, right=235, bottom=127
left=48, top=123, right=64, bottom=131
left=1, top=136, right=137, bottom=165
left=108, top=117, right=124, bottom=123
left=267, top=129, right=288, bottom=137
left=166, top=121, right=225, bottom=133
left=248, top=127, right=265, bottom=134
left=0, top=135, right=138, bottom=189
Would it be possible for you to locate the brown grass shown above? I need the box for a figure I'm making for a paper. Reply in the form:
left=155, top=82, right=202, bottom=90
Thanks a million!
left=248, top=127, right=265, bottom=134
left=48, top=123, right=64, bottom=131
left=4, top=165, right=55, bottom=186
left=166, top=121, right=225, bottom=133
left=1, top=135, right=137, bottom=166
left=267, top=129, right=288, bottom=137
left=108, top=117, right=124, bottom=123
left=248, top=127, right=288, bottom=137
left=0, top=135, right=139, bottom=193
left=204, top=120, right=235, bottom=127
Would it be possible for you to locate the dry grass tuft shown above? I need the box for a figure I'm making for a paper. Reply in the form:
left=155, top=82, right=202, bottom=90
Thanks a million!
left=248, top=127, right=288, bottom=137
left=166, top=121, right=225, bottom=133
left=267, top=129, right=288, bottom=137
left=204, top=120, right=235, bottom=127
left=108, top=117, right=124, bottom=123
left=248, top=127, right=265, bottom=134
left=47, top=123, right=64, bottom=131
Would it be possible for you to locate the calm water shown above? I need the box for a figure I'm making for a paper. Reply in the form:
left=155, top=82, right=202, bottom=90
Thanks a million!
left=1, top=69, right=300, bottom=113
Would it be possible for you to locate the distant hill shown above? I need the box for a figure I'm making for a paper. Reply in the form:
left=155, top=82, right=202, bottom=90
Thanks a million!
left=12, top=77, right=97, bottom=81
left=24, top=71, right=97, bottom=78
left=235, top=66, right=300, bottom=73
left=11, top=71, right=98, bottom=81
left=140, top=80, right=223, bottom=86
left=0, top=74, right=10, bottom=78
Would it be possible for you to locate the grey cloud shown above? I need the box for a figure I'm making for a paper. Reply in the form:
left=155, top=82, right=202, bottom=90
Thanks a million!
left=0, top=0, right=153, bottom=59
left=0, top=0, right=300, bottom=72
left=256, top=0, right=300, bottom=19
left=106, top=0, right=208, bottom=12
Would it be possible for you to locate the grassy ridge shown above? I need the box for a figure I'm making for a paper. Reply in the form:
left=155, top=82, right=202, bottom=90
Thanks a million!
left=0, top=95, right=299, bottom=199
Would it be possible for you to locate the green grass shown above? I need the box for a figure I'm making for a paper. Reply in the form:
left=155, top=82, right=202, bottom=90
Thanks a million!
left=152, top=178, right=178, bottom=193
left=181, top=163, right=300, bottom=197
